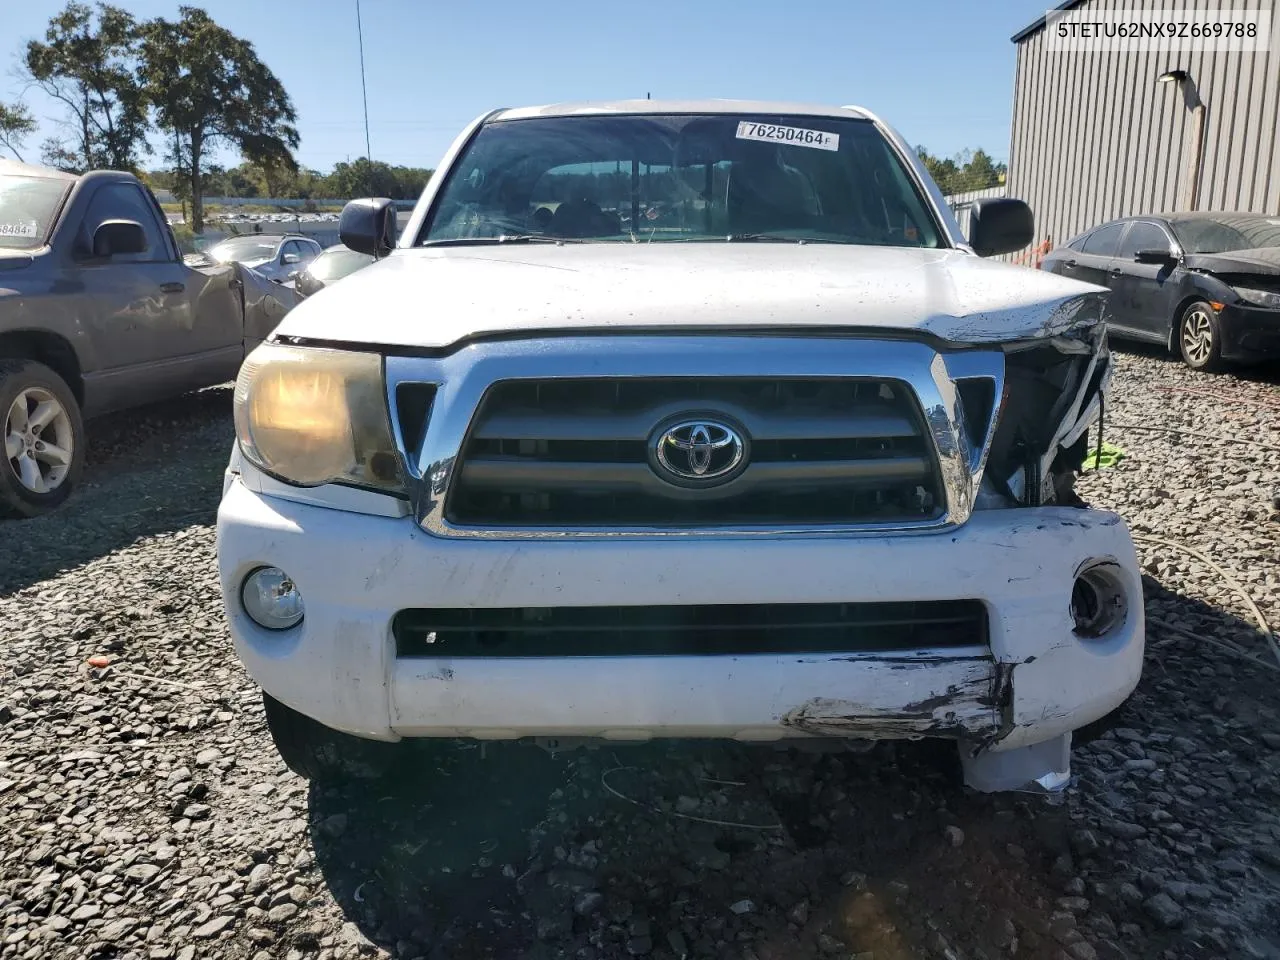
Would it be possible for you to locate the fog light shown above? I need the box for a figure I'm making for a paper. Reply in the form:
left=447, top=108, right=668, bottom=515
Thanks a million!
left=1071, top=562, right=1127, bottom=638
left=241, top=566, right=304, bottom=630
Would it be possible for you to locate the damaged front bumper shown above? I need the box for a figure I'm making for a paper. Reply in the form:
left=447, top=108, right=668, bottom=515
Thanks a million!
left=217, top=478, right=1144, bottom=791
left=1219, top=301, right=1280, bottom=360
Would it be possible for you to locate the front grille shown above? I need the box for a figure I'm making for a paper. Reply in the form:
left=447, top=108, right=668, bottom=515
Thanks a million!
left=393, top=600, right=988, bottom=658
left=446, top=378, right=943, bottom=527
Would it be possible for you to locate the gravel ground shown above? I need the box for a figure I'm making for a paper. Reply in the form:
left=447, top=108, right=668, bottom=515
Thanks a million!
left=1, top=350, right=1278, bottom=960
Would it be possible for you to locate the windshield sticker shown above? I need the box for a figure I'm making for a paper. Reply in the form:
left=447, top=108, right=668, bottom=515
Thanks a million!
left=0, top=221, right=39, bottom=239
left=735, top=121, right=839, bottom=151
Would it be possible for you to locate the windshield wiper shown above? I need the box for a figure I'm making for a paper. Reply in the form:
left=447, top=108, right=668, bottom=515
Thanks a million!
left=422, top=235, right=578, bottom=247
left=724, top=233, right=848, bottom=244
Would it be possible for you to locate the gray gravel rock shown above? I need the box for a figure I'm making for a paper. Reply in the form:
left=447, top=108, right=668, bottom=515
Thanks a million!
left=268, top=903, right=300, bottom=923
left=1, top=356, right=1278, bottom=959
left=572, top=891, right=603, bottom=917
left=193, top=915, right=235, bottom=939
left=245, top=862, right=273, bottom=894
left=1143, top=892, right=1186, bottom=928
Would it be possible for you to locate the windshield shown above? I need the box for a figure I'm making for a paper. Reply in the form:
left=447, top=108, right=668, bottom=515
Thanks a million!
left=309, top=246, right=373, bottom=283
left=0, top=174, right=70, bottom=250
left=1168, top=215, right=1280, bottom=254
left=207, top=236, right=280, bottom=263
left=420, top=113, right=944, bottom=248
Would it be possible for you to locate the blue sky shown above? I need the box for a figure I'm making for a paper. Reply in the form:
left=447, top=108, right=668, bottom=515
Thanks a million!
left=3, top=0, right=1050, bottom=172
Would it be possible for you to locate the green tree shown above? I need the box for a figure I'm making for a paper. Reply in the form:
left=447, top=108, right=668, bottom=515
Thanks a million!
left=916, top=146, right=960, bottom=195
left=392, top=165, right=433, bottom=199
left=917, top=145, right=1006, bottom=195
left=290, top=168, right=327, bottom=201
left=325, top=158, right=399, bottom=198
left=250, top=156, right=298, bottom=198
left=960, top=148, right=1000, bottom=191
left=24, top=2, right=149, bottom=172
left=0, top=102, right=37, bottom=162
left=141, top=167, right=179, bottom=193
left=139, top=6, right=298, bottom=233
left=323, top=158, right=433, bottom=199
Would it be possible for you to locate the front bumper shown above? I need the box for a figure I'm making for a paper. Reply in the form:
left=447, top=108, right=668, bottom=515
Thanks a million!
left=1220, top=302, right=1280, bottom=360
left=217, top=479, right=1144, bottom=754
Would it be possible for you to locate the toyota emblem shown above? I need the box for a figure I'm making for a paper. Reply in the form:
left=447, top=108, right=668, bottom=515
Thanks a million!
left=649, top=418, right=748, bottom=487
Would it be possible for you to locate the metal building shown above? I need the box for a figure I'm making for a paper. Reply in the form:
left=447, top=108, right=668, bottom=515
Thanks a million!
left=1007, top=0, right=1280, bottom=253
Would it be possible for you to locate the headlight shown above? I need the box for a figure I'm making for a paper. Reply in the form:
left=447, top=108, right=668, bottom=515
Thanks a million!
left=1233, top=286, right=1280, bottom=309
left=233, top=343, right=404, bottom=492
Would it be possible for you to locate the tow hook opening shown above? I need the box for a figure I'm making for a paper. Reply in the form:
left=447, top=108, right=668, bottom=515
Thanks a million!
left=1071, top=561, right=1128, bottom=639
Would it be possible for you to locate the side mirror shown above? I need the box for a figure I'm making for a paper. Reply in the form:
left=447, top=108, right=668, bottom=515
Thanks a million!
left=1134, top=249, right=1176, bottom=265
left=281, top=253, right=301, bottom=264
left=967, top=198, right=1034, bottom=257
left=92, top=219, right=147, bottom=258
left=339, top=197, right=397, bottom=258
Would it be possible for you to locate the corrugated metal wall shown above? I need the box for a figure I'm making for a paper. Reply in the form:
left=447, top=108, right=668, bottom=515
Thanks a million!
left=944, top=185, right=1009, bottom=235
left=1008, top=0, right=1280, bottom=251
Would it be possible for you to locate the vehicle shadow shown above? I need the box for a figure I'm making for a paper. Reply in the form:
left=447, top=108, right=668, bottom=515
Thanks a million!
left=1110, top=338, right=1280, bottom=384
left=0, top=386, right=232, bottom=595
left=307, top=741, right=576, bottom=957
left=1232, top=359, right=1280, bottom=385
left=306, top=575, right=1279, bottom=959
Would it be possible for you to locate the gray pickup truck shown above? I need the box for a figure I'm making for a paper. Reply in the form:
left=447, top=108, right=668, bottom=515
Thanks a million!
left=0, top=158, right=297, bottom=517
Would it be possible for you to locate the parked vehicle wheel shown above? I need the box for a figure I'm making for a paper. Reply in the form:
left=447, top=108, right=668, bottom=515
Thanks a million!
left=1177, top=300, right=1225, bottom=371
left=262, top=692, right=402, bottom=782
left=0, top=359, right=85, bottom=518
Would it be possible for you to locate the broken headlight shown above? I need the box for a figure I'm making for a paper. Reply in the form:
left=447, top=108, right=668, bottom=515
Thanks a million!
left=233, top=343, right=405, bottom=493
left=980, top=334, right=1108, bottom=508
left=1233, top=286, right=1280, bottom=309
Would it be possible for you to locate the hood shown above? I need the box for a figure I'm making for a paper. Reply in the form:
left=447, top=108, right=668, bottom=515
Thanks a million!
left=272, top=244, right=1107, bottom=350
left=1183, top=247, right=1280, bottom=277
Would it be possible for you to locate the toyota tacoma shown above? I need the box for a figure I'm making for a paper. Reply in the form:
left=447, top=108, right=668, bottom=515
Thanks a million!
left=217, top=100, right=1143, bottom=792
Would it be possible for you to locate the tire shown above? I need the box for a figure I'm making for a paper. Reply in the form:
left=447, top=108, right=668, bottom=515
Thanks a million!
left=262, top=692, right=402, bottom=782
left=0, top=359, right=86, bottom=518
left=1177, top=300, right=1226, bottom=371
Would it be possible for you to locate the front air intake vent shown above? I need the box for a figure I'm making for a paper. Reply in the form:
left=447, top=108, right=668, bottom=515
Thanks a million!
left=392, top=382, right=437, bottom=468
left=446, top=377, right=944, bottom=528
left=393, top=600, right=989, bottom=657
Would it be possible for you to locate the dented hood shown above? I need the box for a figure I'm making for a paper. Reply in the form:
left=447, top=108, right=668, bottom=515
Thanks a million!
left=273, top=244, right=1107, bottom=349
left=1183, top=246, right=1280, bottom=276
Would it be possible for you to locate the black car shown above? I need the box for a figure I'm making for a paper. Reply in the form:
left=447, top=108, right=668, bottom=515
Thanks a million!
left=290, top=243, right=375, bottom=298
left=1041, top=213, right=1280, bottom=371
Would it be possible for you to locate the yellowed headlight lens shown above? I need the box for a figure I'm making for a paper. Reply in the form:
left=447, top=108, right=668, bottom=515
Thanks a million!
left=234, top=343, right=404, bottom=491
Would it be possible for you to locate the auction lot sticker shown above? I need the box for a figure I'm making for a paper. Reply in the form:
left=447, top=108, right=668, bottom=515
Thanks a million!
left=736, top=121, right=839, bottom=151
left=0, top=221, right=39, bottom=238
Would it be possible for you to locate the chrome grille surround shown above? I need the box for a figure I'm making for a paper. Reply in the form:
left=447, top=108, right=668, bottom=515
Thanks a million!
left=385, top=336, right=1004, bottom=539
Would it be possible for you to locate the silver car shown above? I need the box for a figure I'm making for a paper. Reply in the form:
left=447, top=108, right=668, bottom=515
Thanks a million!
left=204, top=234, right=322, bottom=283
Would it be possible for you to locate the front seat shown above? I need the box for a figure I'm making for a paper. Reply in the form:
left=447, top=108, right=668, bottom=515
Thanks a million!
left=551, top=198, right=618, bottom=238
left=725, top=152, right=814, bottom=235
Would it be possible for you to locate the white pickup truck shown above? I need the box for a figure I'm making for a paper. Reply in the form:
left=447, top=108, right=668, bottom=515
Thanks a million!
left=216, top=100, right=1143, bottom=793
